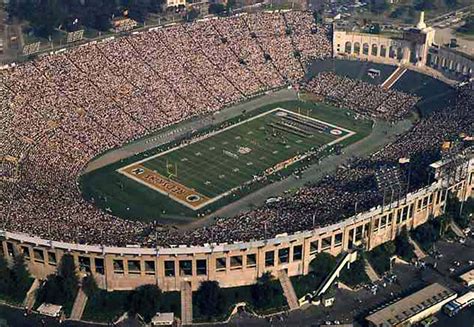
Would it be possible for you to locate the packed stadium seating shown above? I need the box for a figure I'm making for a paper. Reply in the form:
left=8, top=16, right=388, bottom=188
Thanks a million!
left=1, top=11, right=473, bottom=248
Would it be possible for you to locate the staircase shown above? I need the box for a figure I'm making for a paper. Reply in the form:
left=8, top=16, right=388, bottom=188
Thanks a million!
left=381, top=66, right=407, bottom=90
left=181, top=281, right=193, bottom=325
left=23, top=279, right=40, bottom=310
left=278, top=270, right=299, bottom=310
left=70, top=287, right=88, bottom=320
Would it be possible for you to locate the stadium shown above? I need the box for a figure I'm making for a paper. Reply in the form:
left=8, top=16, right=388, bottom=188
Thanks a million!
left=1, top=8, right=473, bottom=307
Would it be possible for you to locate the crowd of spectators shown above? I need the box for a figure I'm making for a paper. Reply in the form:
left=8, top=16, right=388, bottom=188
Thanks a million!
left=304, top=72, right=420, bottom=121
left=0, top=10, right=472, bottom=248
left=159, top=87, right=473, bottom=247
left=0, top=11, right=332, bottom=246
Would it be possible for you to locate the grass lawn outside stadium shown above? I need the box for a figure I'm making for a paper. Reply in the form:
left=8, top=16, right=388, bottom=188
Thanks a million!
left=80, top=100, right=373, bottom=224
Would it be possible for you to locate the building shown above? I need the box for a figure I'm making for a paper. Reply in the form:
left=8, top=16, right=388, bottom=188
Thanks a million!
left=333, top=11, right=473, bottom=80
left=365, top=283, right=457, bottom=327
left=166, top=0, right=186, bottom=8
left=151, top=312, right=174, bottom=326
left=0, top=153, right=472, bottom=292
left=427, top=45, right=474, bottom=78
left=333, top=12, right=435, bottom=67
left=443, top=291, right=474, bottom=317
left=459, top=268, right=474, bottom=287
left=37, top=303, right=63, bottom=318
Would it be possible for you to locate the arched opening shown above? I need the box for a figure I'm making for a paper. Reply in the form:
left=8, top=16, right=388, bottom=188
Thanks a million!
left=380, top=45, right=387, bottom=57
left=389, top=46, right=396, bottom=58
left=345, top=41, right=352, bottom=54
left=441, top=57, right=447, bottom=68
left=396, top=47, right=403, bottom=60
left=448, top=60, right=454, bottom=70
left=371, top=44, right=378, bottom=56
left=354, top=42, right=361, bottom=55
left=363, top=43, right=369, bottom=55
left=462, top=65, right=468, bottom=75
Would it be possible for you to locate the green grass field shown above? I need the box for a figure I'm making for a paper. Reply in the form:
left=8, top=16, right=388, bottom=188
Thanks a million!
left=79, top=100, right=373, bottom=223
left=119, top=108, right=354, bottom=209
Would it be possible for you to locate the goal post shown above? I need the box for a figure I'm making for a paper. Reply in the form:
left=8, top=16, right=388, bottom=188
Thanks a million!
left=166, top=159, right=178, bottom=179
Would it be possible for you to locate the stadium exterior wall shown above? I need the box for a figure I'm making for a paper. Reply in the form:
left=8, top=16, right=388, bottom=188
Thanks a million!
left=1, top=157, right=473, bottom=292
left=427, top=45, right=474, bottom=79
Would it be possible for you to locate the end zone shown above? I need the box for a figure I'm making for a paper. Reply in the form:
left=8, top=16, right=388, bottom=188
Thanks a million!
left=120, top=165, right=211, bottom=210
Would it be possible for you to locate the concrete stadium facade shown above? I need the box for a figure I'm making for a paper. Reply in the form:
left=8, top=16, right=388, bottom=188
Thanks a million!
left=332, top=13, right=474, bottom=80
left=1, top=154, right=473, bottom=292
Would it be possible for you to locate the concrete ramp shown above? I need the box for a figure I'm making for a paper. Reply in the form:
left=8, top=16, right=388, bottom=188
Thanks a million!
left=381, top=66, right=407, bottom=90
left=181, top=281, right=193, bottom=325
left=70, top=287, right=88, bottom=320
left=364, top=258, right=380, bottom=282
left=450, top=221, right=465, bottom=238
left=23, top=279, right=40, bottom=309
left=408, top=236, right=427, bottom=259
left=278, top=270, right=299, bottom=310
left=315, top=251, right=357, bottom=298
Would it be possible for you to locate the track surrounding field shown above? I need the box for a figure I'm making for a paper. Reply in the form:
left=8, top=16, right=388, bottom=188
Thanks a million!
left=118, top=108, right=353, bottom=209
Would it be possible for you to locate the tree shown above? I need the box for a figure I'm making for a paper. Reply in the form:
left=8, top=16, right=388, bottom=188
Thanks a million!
left=58, top=254, right=79, bottom=304
left=368, top=23, right=381, bottom=34
left=126, top=284, right=162, bottom=322
left=312, top=10, right=323, bottom=24
left=82, top=274, right=99, bottom=298
left=458, top=15, right=474, bottom=34
left=367, top=241, right=395, bottom=275
left=309, top=252, right=336, bottom=279
left=338, top=257, right=370, bottom=287
left=383, top=241, right=396, bottom=255
left=209, top=3, right=226, bottom=16
left=369, top=0, right=389, bottom=14
left=444, top=0, right=457, bottom=8
left=414, top=0, right=436, bottom=11
left=11, top=255, right=31, bottom=298
left=36, top=254, right=79, bottom=307
left=195, top=281, right=226, bottom=318
left=186, top=8, right=199, bottom=22
left=29, top=0, right=67, bottom=38
left=0, top=256, right=12, bottom=294
left=251, top=272, right=274, bottom=308
left=225, top=0, right=235, bottom=13
left=395, top=228, right=415, bottom=261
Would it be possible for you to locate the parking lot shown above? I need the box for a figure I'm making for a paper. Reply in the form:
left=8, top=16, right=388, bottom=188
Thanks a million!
left=216, top=230, right=474, bottom=327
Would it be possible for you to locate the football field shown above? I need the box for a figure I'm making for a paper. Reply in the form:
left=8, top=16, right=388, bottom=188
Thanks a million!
left=80, top=100, right=373, bottom=223
left=118, top=108, right=354, bottom=210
